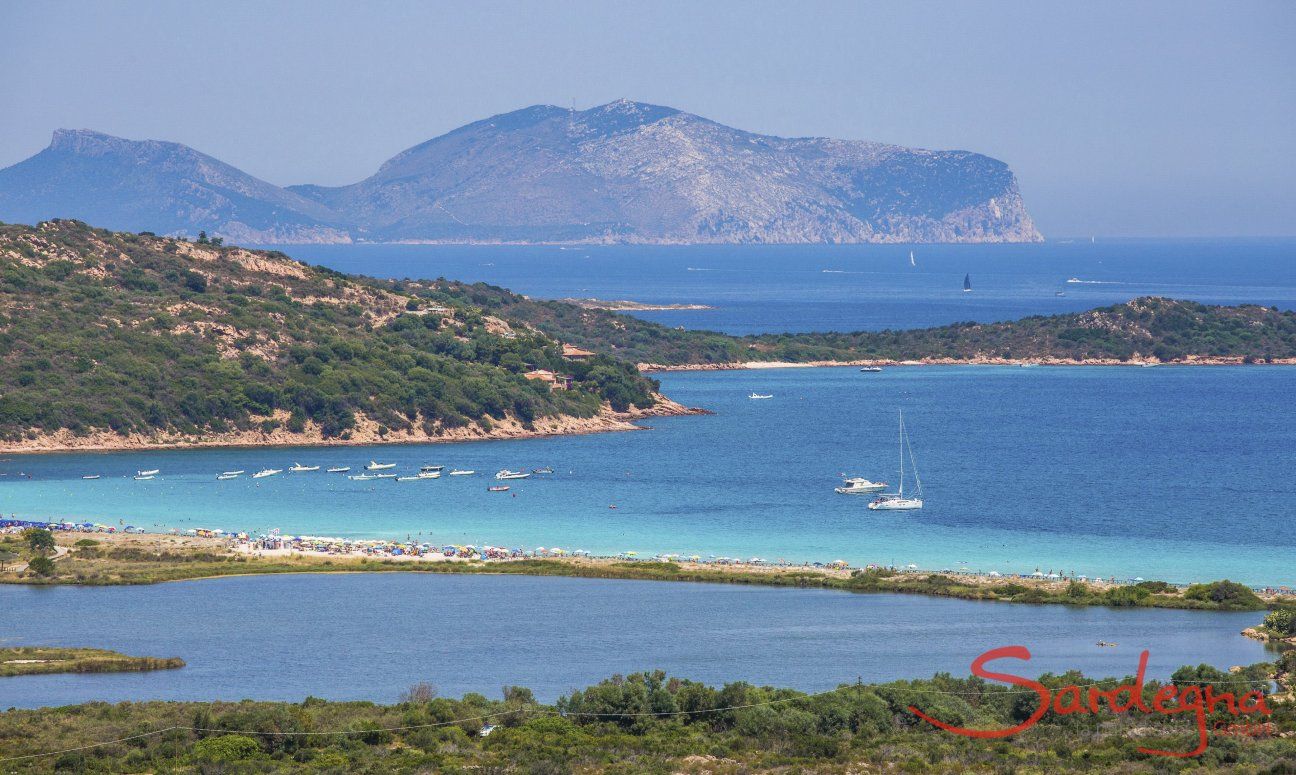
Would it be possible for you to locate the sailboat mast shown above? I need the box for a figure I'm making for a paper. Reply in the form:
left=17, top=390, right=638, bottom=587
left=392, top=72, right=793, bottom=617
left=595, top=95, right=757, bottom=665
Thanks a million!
left=898, top=409, right=904, bottom=497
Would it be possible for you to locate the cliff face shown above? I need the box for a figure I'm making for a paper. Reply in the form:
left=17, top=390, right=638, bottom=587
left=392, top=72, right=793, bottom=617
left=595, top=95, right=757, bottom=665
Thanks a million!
left=0, top=130, right=351, bottom=244
left=0, top=102, right=1042, bottom=244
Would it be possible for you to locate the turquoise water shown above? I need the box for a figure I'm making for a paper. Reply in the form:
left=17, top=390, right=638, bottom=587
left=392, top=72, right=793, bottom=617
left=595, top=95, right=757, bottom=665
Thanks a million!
left=0, top=574, right=1271, bottom=708
left=3, top=366, right=1293, bottom=585
left=283, top=239, right=1296, bottom=334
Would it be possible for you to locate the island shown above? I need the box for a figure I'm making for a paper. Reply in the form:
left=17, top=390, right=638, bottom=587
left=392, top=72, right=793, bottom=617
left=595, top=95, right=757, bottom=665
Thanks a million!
left=0, top=646, right=184, bottom=677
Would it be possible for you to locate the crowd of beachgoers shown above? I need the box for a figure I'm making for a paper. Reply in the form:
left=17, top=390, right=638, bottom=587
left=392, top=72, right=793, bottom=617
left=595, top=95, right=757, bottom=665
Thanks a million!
left=6, top=517, right=1293, bottom=597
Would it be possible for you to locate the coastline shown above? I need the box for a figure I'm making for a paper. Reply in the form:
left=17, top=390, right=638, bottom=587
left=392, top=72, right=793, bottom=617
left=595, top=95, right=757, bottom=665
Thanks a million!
left=638, top=356, right=1296, bottom=372
left=0, top=395, right=705, bottom=455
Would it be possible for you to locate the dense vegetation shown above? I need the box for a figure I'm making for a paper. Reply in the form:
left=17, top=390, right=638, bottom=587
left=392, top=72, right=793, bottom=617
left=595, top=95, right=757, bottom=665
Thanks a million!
left=0, top=647, right=183, bottom=678
left=0, top=221, right=656, bottom=442
left=0, top=656, right=1291, bottom=773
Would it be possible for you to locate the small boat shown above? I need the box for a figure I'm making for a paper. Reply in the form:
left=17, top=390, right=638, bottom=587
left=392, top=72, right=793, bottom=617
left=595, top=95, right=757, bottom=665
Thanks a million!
left=448, top=469, right=476, bottom=476
left=909, top=249, right=916, bottom=267
left=963, top=273, right=972, bottom=293
left=365, top=460, right=397, bottom=471
left=396, top=474, right=435, bottom=482
left=495, top=469, right=531, bottom=480
left=867, top=410, right=924, bottom=511
left=419, top=465, right=444, bottom=474
left=373, top=473, right=397, bottom=479
left=216, top=473, right=240, bottom=480
left=252, top=468, right=282, bottom=479
left=488, top=485, right=511, bottom=492
left=1055, top=291, right=1066, bottom=297
left=1066, top=277, right=1084, bottom=284
left=835, top=477, right=887, bottom=495
left=326, top=466, right=351, bottom=473
left=748, top=393, right=773, bottom=400
left=137, top=469, right=160, bottom=477
left=532, top=467, right=554, bottom=474
left=289, top=463, right=320, bottom=472
left=859, top=366, right=882, bottom=373
left=349, top=473, right=378, bottom=481
left=82, top=475, right=101, bottom=480
left=221, top=470, right=245, bottom=476
left=133, top=474, right=155, bottom=481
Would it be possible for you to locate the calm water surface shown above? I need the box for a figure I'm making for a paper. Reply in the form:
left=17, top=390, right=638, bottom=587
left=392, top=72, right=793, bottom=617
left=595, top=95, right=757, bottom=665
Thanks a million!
left=0, top=574, right=1271, bottom=708
left=2, top=366, right=1293, bottom=585
left=280, top=239, right=1296, bottom=334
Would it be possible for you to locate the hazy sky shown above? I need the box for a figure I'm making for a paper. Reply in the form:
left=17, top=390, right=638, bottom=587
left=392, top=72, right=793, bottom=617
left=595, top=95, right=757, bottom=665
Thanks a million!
left=1, top=0, right=1293, bottom=237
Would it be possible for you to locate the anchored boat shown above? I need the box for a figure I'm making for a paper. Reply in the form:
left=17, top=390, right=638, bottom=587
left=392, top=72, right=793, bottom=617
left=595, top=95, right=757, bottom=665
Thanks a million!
left=868, top=410, right=924, bottom=511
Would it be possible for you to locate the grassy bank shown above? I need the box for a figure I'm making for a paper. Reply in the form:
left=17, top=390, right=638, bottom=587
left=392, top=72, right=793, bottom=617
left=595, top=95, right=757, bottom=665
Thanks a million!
left=0, top=647, right=184, bottom=678
left=2, top=533, right=1287, bottom=615
left=0, top=657, right=1292, bottom=773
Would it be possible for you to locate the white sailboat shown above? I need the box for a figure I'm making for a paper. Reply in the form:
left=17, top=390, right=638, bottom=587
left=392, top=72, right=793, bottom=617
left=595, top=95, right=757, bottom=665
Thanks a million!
left=868, top=410, right=924, bottom=510
left=909, top=249, right=916, bottom=267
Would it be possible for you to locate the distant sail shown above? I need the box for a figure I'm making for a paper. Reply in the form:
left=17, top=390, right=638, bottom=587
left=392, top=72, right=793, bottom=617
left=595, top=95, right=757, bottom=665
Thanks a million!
left=909, top=249, right=916, bottom=267
left=963, top=273, right=972, bottom=292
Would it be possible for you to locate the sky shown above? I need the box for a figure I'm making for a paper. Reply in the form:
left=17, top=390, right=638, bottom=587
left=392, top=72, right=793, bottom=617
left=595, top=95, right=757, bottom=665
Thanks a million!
left=1, top=0, right=1293, bottom=237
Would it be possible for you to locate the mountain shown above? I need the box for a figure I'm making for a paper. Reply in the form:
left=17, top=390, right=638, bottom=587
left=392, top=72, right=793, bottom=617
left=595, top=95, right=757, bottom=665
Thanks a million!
left=0, top=130, right=350, bottom=244
left=0, top=102, right=1042, bottom=244
left=292, top=99, right=1041, bottom=243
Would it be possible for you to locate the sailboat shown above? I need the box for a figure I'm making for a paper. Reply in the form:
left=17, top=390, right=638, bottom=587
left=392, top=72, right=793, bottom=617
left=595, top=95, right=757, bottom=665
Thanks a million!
left=909, top=249, right=916, bottom=267
left=963, top=274, right=972, bottom=293
left=868, top=411, right=924, bottom=510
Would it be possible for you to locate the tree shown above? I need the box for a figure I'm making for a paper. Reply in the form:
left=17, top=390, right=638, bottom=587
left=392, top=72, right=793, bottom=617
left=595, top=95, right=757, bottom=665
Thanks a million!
left=23, top=527, right=55, bottom=556
left=1263, top=608, right=1296, bottom=636
left=196, top=230, right=209, bottom=244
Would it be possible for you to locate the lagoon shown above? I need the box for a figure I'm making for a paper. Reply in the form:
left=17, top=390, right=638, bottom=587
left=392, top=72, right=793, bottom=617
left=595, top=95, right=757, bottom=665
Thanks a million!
left=0, top=573, right=1272, bottom=708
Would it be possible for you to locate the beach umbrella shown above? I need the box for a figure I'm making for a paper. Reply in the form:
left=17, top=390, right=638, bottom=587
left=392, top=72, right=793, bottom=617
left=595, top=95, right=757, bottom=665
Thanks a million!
left=988, top=571, right=1002, bottom=577
left=906, top=563, right=918, bottom=569
left=1134, top=577, right=1145, bottom=582
left=1031, top=571, right=1044, bottom=577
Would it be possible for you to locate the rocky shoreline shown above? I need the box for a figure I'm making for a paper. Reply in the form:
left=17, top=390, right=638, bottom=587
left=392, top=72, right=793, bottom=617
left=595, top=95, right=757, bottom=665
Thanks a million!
left=639, top=356, right=1296, bottom=372
left=0, top=395, right=704, bottom=455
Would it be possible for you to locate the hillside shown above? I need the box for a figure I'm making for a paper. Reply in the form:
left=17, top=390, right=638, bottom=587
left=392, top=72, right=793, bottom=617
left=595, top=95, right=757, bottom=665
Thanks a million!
left=440, top=284, right=1296, bottom=367
left=0, top=130, right=349, bottom=244
left=0, top=221, right=670, bottom=451
left=0, top=101, right=1041, bottom=245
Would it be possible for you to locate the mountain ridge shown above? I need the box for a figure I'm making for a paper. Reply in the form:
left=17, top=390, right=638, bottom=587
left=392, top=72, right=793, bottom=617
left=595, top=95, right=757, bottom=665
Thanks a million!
left=0, top=101, right=1042, bottom=245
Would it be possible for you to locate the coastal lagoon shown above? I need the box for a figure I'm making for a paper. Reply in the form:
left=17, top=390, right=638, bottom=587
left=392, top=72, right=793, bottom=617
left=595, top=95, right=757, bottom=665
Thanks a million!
left=3, top=366, right=1293, bottom=585
left=283, top=238, right=1296, bottom=335
left=0, top=574, right=1272, bottom=708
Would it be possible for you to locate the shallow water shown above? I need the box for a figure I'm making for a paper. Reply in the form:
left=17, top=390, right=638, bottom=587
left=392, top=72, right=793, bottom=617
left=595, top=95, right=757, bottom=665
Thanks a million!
left=2, top=366, right=1293, bottom=585
left=0, top=574, right=1272, bottom=708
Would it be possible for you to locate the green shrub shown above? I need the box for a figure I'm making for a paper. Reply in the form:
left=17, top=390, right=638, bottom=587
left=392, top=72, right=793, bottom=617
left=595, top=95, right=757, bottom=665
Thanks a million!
left=191, top=734, right=263, bottom=763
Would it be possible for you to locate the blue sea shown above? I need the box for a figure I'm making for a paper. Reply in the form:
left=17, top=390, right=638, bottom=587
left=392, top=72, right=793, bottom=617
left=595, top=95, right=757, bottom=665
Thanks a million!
left=0, top=574, right=1272, bottom=708
left=280, top=238, right=1296, bottom=334
left=4, top=366, right=1293, bottom=585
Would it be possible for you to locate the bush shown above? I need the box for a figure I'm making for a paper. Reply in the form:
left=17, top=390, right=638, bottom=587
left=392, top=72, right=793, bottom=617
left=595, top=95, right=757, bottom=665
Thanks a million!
left=26, top=555, right=56, bottom=576
left=1264, top=609, right=1296, bottom=637
left=1183, top=580, right=1264, bottom=610
left=192, top=734, right=263, bottom=763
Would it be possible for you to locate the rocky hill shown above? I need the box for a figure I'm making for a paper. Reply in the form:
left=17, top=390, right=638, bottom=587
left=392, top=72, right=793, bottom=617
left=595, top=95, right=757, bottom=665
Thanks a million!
left=0, top=220, right=666, bottom=451
left=0, top=102, right=1042, bottom=244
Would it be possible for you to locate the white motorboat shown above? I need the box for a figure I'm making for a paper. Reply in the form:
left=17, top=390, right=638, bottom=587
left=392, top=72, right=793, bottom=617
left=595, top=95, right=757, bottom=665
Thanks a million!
left=396, top=474, right=437, bottom=482
left=419, top=465, right=444, bottom=474
left=326, top=466, right=351, bottom=473
left=349, top=473, right=378, bottom=481
left=448, top=469, right=476, bottom=476
left=495, top=469, right=531, bottom=480
left=137, top=469, right=160, bottom=477
left=868, top=410, right=924, bottom=511
left=216, top=473, right=240, bottom=480
left=488, top=485, right=510, bottom=492
left=82, top=474, right=101, bottom=480
left=373, top=473, right=397, bottom=479
left=532, top=466, right=554, bottom=474
left=365, top=460, right=397, bottom=471
left=748, top=393, right=773, bottom=400
left=252, top=468, right=282, bottom=479
left=221, top=470, right=245, bottom=476
left=289, top=463, right=320, bottom=472
left=133, top=474, right=155, bottom=481
left=835, top=477, right=887, bottom=495
left=859, top=366, right=882, bottom=373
